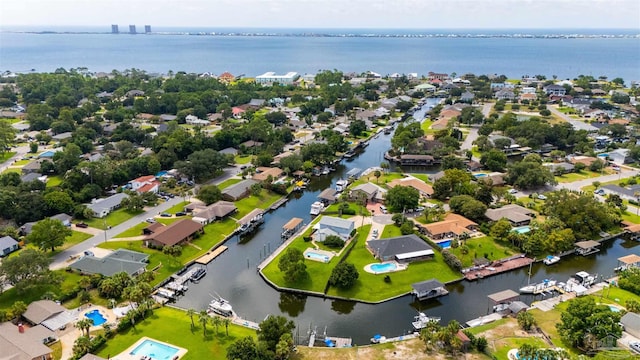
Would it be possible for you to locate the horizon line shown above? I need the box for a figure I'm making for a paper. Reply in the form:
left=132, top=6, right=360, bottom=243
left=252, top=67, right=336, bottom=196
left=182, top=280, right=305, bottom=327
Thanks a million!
left=2, top=25, right=639, bottom=30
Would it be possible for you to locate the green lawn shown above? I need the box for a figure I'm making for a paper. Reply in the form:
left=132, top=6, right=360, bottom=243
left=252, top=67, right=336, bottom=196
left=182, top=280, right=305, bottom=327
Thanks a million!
left=95, top=307, right=257, bottom=360
left=621, top=211, right=640, bottom=224
left=420, top=119, right=434, bottom=133
left=45, top=175, right=63, bottom=187
left=351, top=172, right=404, bottom=188
left=324, top=202, right=370, bottom=218
left=217, top=178, right=242, bottom=190
left=164, top=201, right=190, bottom=214
left=84, top=208, right=144, bottom=230
left=234, top=190, right=283, bottom=218
left=0, top=270, right=85, bottom=311
left=19, top=230, right=92, bottom=257
left=234, top=155, right=253, bottom=164
left=114, top=222, right=149, bottom=238
left=1, top=167, right=20, bottom=174
left=0, top=151, right=17, bottom=163
left=554, top=170, right=606, bottom=183
left=409, top=173, right=432, bottom=184
left=12, top=159, right=31, bottom=166
left=155, top=217, right=184, bottom=225
left=326, top=232, right=462, bottom=301
left=448, top=236, right=517, bottom=268
left=380, top=224, right=403, bottom=238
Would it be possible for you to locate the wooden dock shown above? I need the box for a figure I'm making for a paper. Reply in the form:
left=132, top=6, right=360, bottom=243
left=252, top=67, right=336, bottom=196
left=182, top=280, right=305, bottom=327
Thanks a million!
left=463, top=255, right=533, bottom=281
left=325, top=336, right=353, bottom=348
left=195, top=245, right=228, bottom=264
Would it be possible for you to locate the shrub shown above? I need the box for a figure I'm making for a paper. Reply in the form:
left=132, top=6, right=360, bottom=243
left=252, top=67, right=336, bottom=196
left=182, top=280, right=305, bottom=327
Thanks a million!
left=342, top=208, right=356, bottom=215
left=442, top=249, right=463, bottom=271
left=384, top=275, right=391, bottom=283
left=475, top=336, right=488, bottom=352
left=323, top=235, right=345, bottom=249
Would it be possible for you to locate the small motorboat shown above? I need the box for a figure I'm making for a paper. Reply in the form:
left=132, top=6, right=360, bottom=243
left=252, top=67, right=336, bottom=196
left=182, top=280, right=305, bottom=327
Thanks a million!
left=543, top=255, right=561, bottom=266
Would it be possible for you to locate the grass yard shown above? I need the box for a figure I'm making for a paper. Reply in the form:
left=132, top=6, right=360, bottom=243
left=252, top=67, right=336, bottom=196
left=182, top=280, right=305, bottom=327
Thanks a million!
left=420, top=119, right=434, bottom=133
left=84, top=208, right=143, bottom=229
left=234, top=190, right=283, bottom=218
left=19, top=230, right=92, bottom=257
left=324, top=202, right=370, bottom=218
left=351, top=172, right=404, bottom=188
left=1, top=167, right=20, bottom=174
left=448, top=236, right=517, bottom=268
left=326, top=232, right=462, bottom=302
left=0, top=270, right=85, bottom=310
left=217, top=178, right=242, bottom=190
left=95, top=307, right=257, bottom=360
left=0, top=151, right=17, bottom=163
left=155, top=217, right=184, bottom=225
left=381, top=224, right=403, bottom=238
left=621, top=211, right=640, bottom=224
left=469, top=318, right=555, bottom=359
left=12, top=159, right=31, bottom=166
left=410, top=173, right=432, bottom=184
left=554, top=170, right=607, bottom=183
left=163, top=201, right=190, bottom=214
left=114, top=222, right=149, bottom=238
left=234, top=154, right=253, bottom=164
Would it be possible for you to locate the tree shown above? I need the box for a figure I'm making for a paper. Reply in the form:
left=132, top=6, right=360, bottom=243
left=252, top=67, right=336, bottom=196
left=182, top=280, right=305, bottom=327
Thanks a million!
left=197, top=185, right=222, bottom=205
left=449, top=195, right=487, bottom=222
left=0, top=120, right=16, bottom=155
left=26, top=218, right=72, bottom=252
left=0, top=249, right=60, bottom=293
left=176, top=148, right=229, bottom=182
left=223, top=317, right=231, bottom=336
left=433, top=169, right=474, bottom=200
left=226, top=336, right=269, bottom=360
left=212, top=315, right=222, bottom=334
left=505, top=156, right=556, bottom=190
left=349, top=120, right=367, bottom=137
left=43, top=191, right=75, bottom=215
left=517, top=311, right=536, bottom=331
left=480, top=149, right=507, bottom=172
left=29, top=142, right=38, bottom=153
left=323, top=235, right=345, bottom=249
left=198, top=310, right=209, bottom=337
left=257, top=315, right=296, bottom=352
left=75, top=318, right=93, bottom=337
left=187, top=308, right=196, bottom=329
left=385, top=186, right=420, bottom=213
left=264, top=111, right=287, bottom=125
left=329, top=262, right=359, bottom=289
left=275, top=333, right=293, bottom=360
left=10, top=301, right=27, bottom=319
left=72, top=336, right=92, bottom=358
left=490, top=218, right=512, bottom=240
left=441, top=155, right=466, bottom=170
left=278, top=248, right=307, bottom=283
left=373, top=170, right=381, bottom=183
left=557, top=296, right=622, bottom=350
left=120, top=192, right=145, bottom=212
left=251, top=183, right=263, bottom=196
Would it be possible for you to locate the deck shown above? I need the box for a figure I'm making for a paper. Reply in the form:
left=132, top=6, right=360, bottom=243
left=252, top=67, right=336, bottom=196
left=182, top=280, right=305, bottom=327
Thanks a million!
left=463, top=255, right=534, bottom=281
left=325, top=336, right=353, bottom=348
left=195, top=245, right=228, bottom=264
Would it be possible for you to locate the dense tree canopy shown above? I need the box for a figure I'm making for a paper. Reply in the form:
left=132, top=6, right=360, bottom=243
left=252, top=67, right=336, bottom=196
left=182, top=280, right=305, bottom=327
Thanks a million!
left=557, top=297, right=622, bottom=351
left=277, top=248, right=307, bottom=283
left=0, top=249, right=60, bottom=293
left=329, top=262, right=359, bottom=289
left=26, top=218, right=72, bottom=252
left=505, top=154, right=556, bottom=190
left=385, top=186, right=420, bottom=213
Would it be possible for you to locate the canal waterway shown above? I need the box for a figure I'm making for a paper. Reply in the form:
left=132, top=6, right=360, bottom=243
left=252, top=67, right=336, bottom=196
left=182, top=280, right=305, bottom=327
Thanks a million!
left=174, top=101, right=640, bottom=344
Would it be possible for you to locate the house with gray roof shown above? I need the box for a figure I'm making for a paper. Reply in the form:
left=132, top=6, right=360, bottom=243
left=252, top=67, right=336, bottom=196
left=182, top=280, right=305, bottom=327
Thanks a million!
left=192, top=201, right=238, bottom=225
left=367, top=234, right=434, bottom=262
left=620, top=311, right=640, bottom=338
left=50, top=213, right=72, bottom=226
left=543, top=162, right=575, bottom=174
left=23, top=300, right=66, bottom=326
left=460, top=91, right=475, bottom=102
left=219, top=147, right=238, bottom=156
left=495, top=89, right=515, bottom=100
left=21, top=159, right=49, bottom=175
left=411, top=279, right=448, bottom=300
left=70, top=248, right=149, bottom=277
left=20, top=172, right=44, bottom=183
left=0, top=236, right=19, bottom=257
left=601, top=184, right=640, bottom=202
left=350, top=182, right=386, bottom=203
left=485, top=204, right=534, bottom=226
left=0, top=322, right=55, bottom=360
left=87, top=193, right=129, bottom=218
left=221, top=179, right=258, bottom=201
left=314, top=216, right=355, bottom=242
left=52, top=132, right=72, bottom=141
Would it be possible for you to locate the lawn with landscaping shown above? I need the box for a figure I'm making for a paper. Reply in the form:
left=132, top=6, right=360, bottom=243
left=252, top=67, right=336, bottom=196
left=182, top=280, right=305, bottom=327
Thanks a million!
left=447, top=236, right=517, bottom=268
left=0, top=151, right=16, bottom=163
left=324, top=201, right=370, bottom=218
left=351, top=172, right=404, bottom=188
left=163, top=201, right=190, bottom=214
left=554, top=170, right=609, bottom=183
left=84, top=208, right=144, bottom=229
left=0, top=270, right=85, bottom=310
left=234, top=154, right=253, bottom=164
left=114, top=222, right=149, bottom=238
left=234, top=190, right=283, bottom=218
left=380, top=224, right=403, bottom=239
left=217, top=178, right=242, bottom=190
left=45, top=175, right=63, bottom=187
left=95, top=307, right=257, bottom=360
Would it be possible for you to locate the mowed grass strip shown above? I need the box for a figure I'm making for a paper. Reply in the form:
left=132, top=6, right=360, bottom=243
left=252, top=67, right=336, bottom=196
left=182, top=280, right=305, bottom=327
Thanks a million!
left=96, top=307, right=257, bottom=360
left=84, top=208, right=143, bottom=230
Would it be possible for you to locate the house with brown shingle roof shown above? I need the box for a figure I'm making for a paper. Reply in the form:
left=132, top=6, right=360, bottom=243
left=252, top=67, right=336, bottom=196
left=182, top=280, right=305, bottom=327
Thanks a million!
left=253, top=167, right=284, bottom=182
left=144, top=219, right=204, bottom=248
left=388, top=177, right=434, bottom=198
left=422, top=213, right=478, bottom=241
left=485, top=204, right=534, bottom=226
left=0, top=322, right=55, bottom=360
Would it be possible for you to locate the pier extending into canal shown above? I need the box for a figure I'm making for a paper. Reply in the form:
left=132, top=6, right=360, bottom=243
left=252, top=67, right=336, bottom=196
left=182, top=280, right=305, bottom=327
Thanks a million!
left=463, top=254, right=533, bottom=281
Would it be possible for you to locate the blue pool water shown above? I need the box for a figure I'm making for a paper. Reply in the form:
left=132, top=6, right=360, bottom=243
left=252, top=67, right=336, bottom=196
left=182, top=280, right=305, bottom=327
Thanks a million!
left=473, top=173, right=487, bottom=178
left=306, top=252, right=329, bottom=262
left=438, top=240, right=452, bottom=249
left=370, top=263, right=397, bottom=273
left=84, top=309, right=106, bottom=326
left=130, top=339, right=179, bottom=360
left=512, top=226, right=531, bottom=234
left=156, top=170, right=168, bottom=177
left=608, top=305, right=621, bottom=312
left=38, top=150, right=55, bottom=158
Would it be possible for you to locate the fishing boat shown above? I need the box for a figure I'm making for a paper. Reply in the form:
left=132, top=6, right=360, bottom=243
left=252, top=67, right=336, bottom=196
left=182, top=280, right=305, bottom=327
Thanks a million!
left=209, top=295, right=233, bottom=317
left=569, top=271, right=597, bottom=287
left=310, top=201, right=325, bottom=216
left=543, top=255, right=561, bottom=266
left=411, top=312, right=441, bottom=330
left=519, top=279, right=557, bottom=294
left=384, top=127, right=393, bottom=135
left=335, top=179, right=348, bottom=192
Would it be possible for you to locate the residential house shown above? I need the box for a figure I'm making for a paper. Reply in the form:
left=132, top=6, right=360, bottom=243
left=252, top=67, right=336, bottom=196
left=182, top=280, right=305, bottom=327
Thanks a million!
left=0, top=322, right=55, bottom=360
left=253, top=167, right=284, bottom=182
left=218, top=72, right=235, bottom=83
left=23, top=300, right=74, bottom=331
left=609, top=149, right=632, bottom=165
left=21, top=159, right=50, bottom=175
left=460, top=91, right=475, bottom=102
left=620, top=312, right=640, bottom=339
left=543, top=84, right=567, bottom=96
left=50, top=213, right=72, bottom=226
left=520, top=93, right=537, bottom=102
left=185, top=114, right=210, bottom=126
left=387, top=177, right=434, bottom=198
left=477, top=172, right=506, bottom=186
left=70, top=249, right=149, bottom=277
left=136, top=113, right=155, bottom=121
left=350, top=182, right=386, bottom=203
left=144, top=219, right=204, bottom=248
left=52, top=132, right=72, bottom=141
left=21, top=172, right=46, bottom=183
left=544, top=162, right=575, bottom=174
left=569, top=155, right=599, bottom=167
left=314, top=216, right=355, bottom=242
left=221, top=179, right=258, bottom=201
left=601, top=184, right=640, bottom=202
left=400, top=154, right=435, bottom=166
left=427, top=72, right=449, bottom=81
left=495, top=89, right=515, bottom=101
left=219, top=147, right=238, bottom=156
left=129, top=175, right=161, bottom=194
left=367, top=234, right=434, bottom=262
left=255, top=72, right=299, bottom=85
left=125, top=90, right=145, bottom=97
left=159, top=114, right=177, bottom=122
left=0, top=236, right=19, bottom=257
left=191, top=201, right=238, bottom=225
left=87, top=193, right=129, bottom=218
left=485, top=204, right=534, bottom=226
left=240, top=140, right=263, bottom=149
left=422, top=213, right=478, bottom=241
left=317, top=188, right=338, bottom=205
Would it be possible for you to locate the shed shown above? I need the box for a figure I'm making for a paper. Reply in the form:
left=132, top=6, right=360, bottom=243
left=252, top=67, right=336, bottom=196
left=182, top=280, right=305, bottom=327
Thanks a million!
left=575, top=240, right=601, bottom=256
left=508, top=301, right=529, bottom=314
left=488, top=289, right=519, bottom=304
left=318, top=188, right=338, bottom=204
left=0, top=236, right=19, bottom=257
left=411, top=279, right=449, bottom=300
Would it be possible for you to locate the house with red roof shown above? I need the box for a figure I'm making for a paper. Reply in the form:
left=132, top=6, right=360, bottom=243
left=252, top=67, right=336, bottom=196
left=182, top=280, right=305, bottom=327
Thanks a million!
left=218, top=72, right=235, bottom=83
left=130, top=175, right=161, bottom=194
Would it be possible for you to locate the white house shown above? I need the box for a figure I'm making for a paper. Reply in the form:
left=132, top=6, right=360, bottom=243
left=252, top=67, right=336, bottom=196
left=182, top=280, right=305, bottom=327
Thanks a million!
left=255, top=72, right=299, bottom=85
left=129, top=175, right=160, bottom=194
left=87, top=193, right=129, bottom=218
left=314, top=216, right=355, bottom=242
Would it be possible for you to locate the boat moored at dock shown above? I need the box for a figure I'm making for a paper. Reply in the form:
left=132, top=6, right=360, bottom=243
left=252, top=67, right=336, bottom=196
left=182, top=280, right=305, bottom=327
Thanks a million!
left=411, top=312, right=441, bottom=330
left=543, top=255, right=561, bottom=265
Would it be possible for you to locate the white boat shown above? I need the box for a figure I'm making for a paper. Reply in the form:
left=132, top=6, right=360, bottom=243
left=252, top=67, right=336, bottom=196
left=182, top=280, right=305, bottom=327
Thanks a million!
left=570, top=271, right=597, bottom=287
left=370, top=334, right=386, bottom=344
left=209, top=297, right=233, bottom=317
left=335, top=179, right=348, bottom=192
left=519, top=279, right=557, bottom=294
left=543, top=255, right=561, bottom=266
left=310, top=201, right=325, bottom=216
left=411, top=312, right=441, bottom=330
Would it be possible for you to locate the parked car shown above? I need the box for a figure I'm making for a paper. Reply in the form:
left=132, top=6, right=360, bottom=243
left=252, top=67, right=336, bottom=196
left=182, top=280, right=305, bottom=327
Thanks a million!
left=175, top=212, right=187, bottom=217
left=630, top=342, right=640, bottom=354
left=75, top=222, right=88, bottom=228
left=537, top=194, right=547, bottom=200
left=416, top=206, right=425, bottom=212
left=594, top=189, right=605, bottom=195
left=508, top=189, right=518, bottom=194
left=379, top=205, right=388, bottom=214
left=372, top=229, right=379, bottom=236
left=146, top=218, right=156, bottom=223
left=160, top=213, right=172, bottom=217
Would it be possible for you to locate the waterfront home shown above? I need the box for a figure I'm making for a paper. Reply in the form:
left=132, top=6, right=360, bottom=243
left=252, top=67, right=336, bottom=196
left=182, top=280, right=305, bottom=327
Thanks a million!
left=70, top=248, right=149, bottom=277
left=0, top=235, right=19, bottom=257
left=543, top=162, right=575, bottom=174
left=314, top=216, right=355, bottom=242
left=0, top=322, right=55, bottom=360
left=87, top=193, right=129, bottom=218
left=350, top=182, right=386, bottom=203
left=367, top=234, right=434, bottom=262
left=144, top=219, right=204, bottom=248
left=252, top=167, right=284, bottom=182
left=400, top=154, right=435, bottom=166
left=422, top=213, right=478, bottom=241
left=191, top=201, right=238, bottom=225
left=484, top=204, right=533, bottom=227
left=387, top=177, right=434, bottom=198
left=221, top=179, right=258, bottom=201
left=411, top=279, right=448, bottom=300
left=543, top=84, right=567, bottom=96
left=317, top=188, right=338, bottom=205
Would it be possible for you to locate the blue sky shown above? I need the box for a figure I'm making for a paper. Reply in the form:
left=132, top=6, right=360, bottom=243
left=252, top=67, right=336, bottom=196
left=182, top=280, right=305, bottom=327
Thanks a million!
left=1, top=0, right=639, bottom=29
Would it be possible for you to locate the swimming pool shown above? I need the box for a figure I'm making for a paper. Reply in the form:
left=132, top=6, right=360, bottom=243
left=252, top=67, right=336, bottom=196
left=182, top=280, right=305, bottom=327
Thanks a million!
left=130, top=339, right=179, bottom=360
left=84, top=309, right=106, bottom=326
left=437, top=240, right=452, bottom=249
left=305, top=251, right=330, bottom=262
left=473, top=173, right=487, bottom=178
left=370, top=262, right=397, bottom=273
left=607, top=305, right=621, bottom=312
left=512, top=226, right=531, bottom=234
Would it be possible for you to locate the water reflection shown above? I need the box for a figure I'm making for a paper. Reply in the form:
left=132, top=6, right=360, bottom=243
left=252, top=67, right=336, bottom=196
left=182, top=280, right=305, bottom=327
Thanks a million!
left=278, top=293, right=307, bottom=317
left=330, top=300, right=356, bottom=315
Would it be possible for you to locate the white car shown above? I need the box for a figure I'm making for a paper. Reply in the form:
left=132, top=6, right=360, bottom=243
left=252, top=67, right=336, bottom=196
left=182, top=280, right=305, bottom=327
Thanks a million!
left=537, top=194, right=547, bottom=200
left=630, top=342, right=640, bottom=354
left=508, top=189, right=518, bottom=194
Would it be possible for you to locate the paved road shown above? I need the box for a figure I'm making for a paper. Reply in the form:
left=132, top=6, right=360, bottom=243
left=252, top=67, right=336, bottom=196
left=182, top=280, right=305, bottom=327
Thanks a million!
left=0, top=144, right=32, bottom=173
left=547, top=105, right=597, bottom=131
left=460, top=103, right=492, bottom=161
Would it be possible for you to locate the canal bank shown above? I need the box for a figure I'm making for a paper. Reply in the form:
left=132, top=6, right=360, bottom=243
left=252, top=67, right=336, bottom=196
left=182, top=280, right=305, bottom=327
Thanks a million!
left=172, top=101, right=640, bottom=345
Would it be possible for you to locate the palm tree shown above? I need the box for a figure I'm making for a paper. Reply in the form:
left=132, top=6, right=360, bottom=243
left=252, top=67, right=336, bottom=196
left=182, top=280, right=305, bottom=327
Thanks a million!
left=198, top=310, right=209, bottom=337
left=211, top=315, right=222, bottom=334
left=75, top=318, right=92, bottom=337
left=72, top=336, right=92, bottom=357
left=223, top=318, right=231, bottom=336
left=187, top=309, right=196, bottom=329
left=102, top=323, right=113, bottom=338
